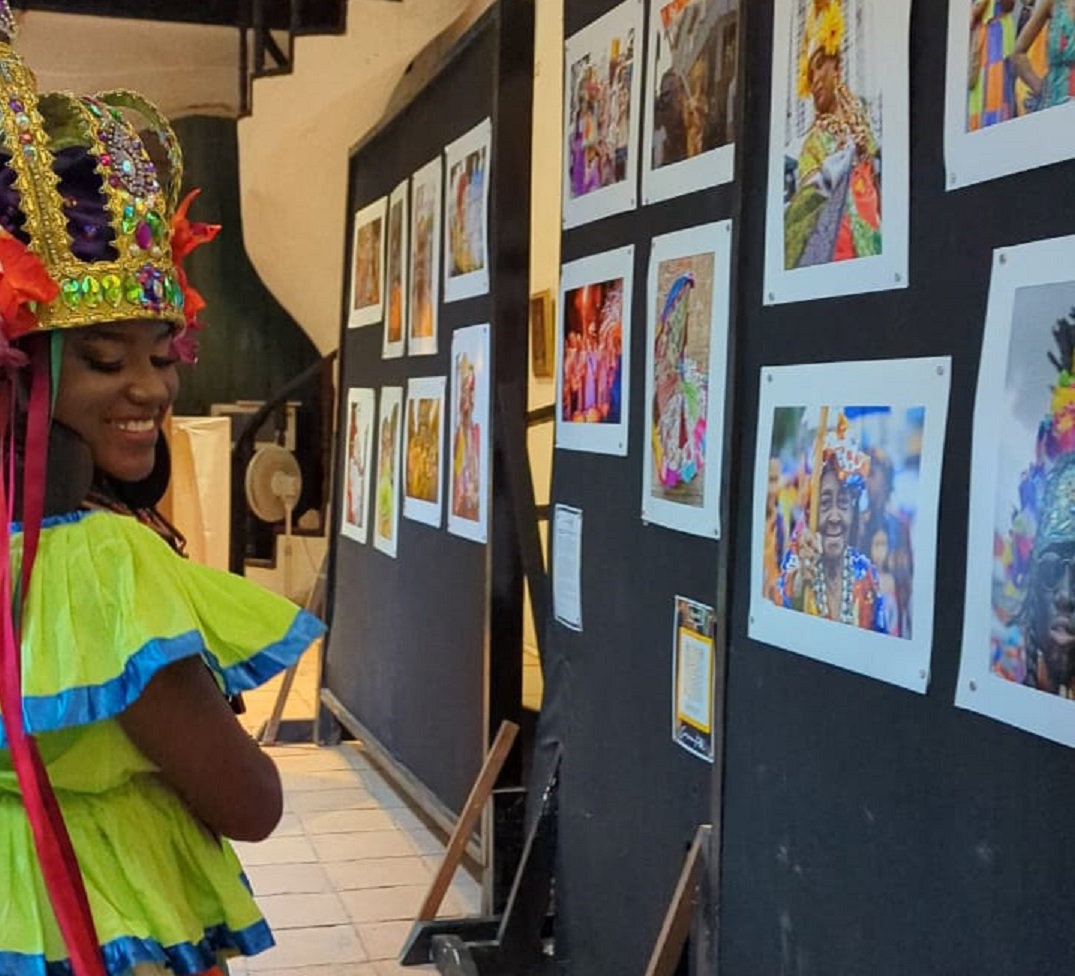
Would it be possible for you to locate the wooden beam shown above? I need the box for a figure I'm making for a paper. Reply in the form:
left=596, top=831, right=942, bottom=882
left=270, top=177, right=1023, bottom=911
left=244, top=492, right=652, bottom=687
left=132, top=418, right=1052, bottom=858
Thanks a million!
left=416, top=720, right=519, bottom=922
left=644, top=824, right=713, bottom=976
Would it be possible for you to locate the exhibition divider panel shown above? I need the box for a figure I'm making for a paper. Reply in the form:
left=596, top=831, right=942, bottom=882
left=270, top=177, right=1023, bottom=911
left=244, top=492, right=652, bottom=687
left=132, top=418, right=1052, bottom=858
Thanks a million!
left=547, top=0, right=742, bottom=972
left=720, top=1, right=1075, bottom=975
left=322, top=2, right=533, bottom=847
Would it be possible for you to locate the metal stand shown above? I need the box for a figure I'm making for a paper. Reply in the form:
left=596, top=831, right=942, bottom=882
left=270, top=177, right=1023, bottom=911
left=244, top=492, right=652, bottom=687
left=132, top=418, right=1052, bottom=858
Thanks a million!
left=399, top=749, right=560, bottom=974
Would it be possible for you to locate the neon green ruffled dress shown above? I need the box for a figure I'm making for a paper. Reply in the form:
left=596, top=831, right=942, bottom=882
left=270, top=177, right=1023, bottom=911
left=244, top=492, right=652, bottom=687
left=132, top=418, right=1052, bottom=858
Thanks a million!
left=0, top=508, right=326, bottom=976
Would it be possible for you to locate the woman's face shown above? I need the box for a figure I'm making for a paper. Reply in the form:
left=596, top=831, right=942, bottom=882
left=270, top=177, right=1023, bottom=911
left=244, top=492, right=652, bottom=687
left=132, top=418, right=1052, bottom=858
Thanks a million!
left=818, top=468, right=853, bottom=562
left=53, top=320, right=178, bottom=483
left=809, top=51, right=839, bottom=115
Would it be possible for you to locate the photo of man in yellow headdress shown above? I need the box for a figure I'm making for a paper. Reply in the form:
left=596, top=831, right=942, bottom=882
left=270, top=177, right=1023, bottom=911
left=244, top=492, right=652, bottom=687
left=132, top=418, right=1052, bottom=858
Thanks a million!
left=782, top=0, right=882, bottom=270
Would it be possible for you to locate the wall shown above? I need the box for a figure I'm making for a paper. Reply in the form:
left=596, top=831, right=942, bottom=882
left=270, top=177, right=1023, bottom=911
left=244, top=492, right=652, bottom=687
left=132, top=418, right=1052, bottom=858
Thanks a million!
left=237, top=0, right=485, bottom=355
left=522, top=0, right=563, bottom=686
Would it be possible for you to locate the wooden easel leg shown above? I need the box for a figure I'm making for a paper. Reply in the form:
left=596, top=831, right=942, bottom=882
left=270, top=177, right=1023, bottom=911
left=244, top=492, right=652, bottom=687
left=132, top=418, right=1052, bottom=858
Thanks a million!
left=644, top=824, right=713, bottom=976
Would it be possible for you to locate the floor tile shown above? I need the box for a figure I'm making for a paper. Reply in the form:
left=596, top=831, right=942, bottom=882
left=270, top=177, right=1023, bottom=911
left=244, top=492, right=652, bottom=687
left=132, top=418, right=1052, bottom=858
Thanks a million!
left=245, top=862, right=332, bottom=896
left=268, top=812, right=304, bottom=838
left=245, top=924, right=368, bottom=970
left=338, top=884, right=430, bottom=924
left=300, top=807, right=399, bottom=835
left=258, top=891, right=350, bottom=930
left=311, top=830, right=417, bottom=862
left=243, top=966, right=379, bottom=976
left=286, top=787, right=381, bottom=814
left=280, top=769, right=368, bottom=793
left=354, top=920, right=414, bottom=961
left=403, top=827, right=446, bottom=857
left=373, top=963, right=437, bottom=975
left=322, top=856, right=432, bottom=892
left=271, top=747, right=355, bottom=773
left=231, top=834, right=318, bottom=867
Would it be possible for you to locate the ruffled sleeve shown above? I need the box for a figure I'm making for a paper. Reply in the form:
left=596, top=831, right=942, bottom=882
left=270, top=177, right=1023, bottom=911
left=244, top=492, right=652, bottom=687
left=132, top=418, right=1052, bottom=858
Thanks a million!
left=1, top=509, right=324, bottom=745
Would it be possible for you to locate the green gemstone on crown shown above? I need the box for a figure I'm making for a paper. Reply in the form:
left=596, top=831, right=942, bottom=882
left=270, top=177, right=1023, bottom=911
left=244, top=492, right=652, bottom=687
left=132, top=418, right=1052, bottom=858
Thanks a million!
left=61, top=279, right=81, bottom=309
left=146, top=210, right=165, bottom=240
left=81, top=275, right=101, bottom=308
left=101, top=273, right=123, bottom=307
left=123, top=274, right=142, bottom=305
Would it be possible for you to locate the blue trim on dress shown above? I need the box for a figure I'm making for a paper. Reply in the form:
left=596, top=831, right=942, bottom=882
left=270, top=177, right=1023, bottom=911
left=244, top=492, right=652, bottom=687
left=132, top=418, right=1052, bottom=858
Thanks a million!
left=0, top=610, right=326, bottom=747
left=0, top=917, right=274, bottom=976
left=9, top=509, right=98, bottom=534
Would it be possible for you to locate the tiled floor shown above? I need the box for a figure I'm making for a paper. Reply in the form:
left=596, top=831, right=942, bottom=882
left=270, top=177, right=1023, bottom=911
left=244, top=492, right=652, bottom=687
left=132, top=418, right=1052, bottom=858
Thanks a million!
left=228, top=647, right=482, bottom=976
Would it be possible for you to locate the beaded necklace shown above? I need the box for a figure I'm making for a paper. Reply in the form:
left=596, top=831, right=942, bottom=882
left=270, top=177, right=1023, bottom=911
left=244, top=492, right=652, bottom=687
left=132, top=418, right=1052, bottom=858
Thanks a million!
left=813, top=548, right=855, bottom=625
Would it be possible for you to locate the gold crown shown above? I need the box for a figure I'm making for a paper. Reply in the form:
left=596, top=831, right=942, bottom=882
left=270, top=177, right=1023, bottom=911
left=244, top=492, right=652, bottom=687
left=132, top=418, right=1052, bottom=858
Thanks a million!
left=0, top=40, right=214, bottom=340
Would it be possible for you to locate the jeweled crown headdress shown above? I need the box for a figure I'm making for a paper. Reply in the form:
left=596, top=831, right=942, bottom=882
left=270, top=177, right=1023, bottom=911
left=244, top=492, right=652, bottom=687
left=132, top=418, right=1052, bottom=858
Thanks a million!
left=0, top=28, right=218, bottom=356
left=821, top=411, right=870, bottom=492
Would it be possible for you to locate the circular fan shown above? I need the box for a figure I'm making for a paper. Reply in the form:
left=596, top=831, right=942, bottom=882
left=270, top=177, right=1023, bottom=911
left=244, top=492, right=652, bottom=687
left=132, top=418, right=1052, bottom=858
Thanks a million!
left=245, top=445, right=302, bottom=524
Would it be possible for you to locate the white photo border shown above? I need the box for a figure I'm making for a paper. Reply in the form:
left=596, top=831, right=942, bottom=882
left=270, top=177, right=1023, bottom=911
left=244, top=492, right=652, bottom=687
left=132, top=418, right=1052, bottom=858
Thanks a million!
left=640, top=0, right=737, bottom=205
left=748, top=357, right=952, bottom=693
left=443, top=118, right=492, bottom=304
left=373, top=385, right=404, bottom=559
left=642, top=221, right=733, bottom=539
left=957, top=235, right=1075, bottom=747
left=562, top=0, right=645, bottom=229
left=943, top=0, right=1075, bottom=190
left=409, top=156, right=442, bottom=357
left=402, top=375, right=447, bottom=528
left=556, top=245, right=635, bottom=457
left=447, top=324, right=491, bottom=545
left=762, top=0, right=911, bottom=305
left=340, top=387, right=375, bottom=545
left=348, top=196, right=387, bottom=328
left=383, top=179, right=408, bottom=360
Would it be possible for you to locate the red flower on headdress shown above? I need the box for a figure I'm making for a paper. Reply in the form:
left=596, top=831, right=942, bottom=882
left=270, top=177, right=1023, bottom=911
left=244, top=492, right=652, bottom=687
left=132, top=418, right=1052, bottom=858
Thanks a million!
left=0, top=228, right=59, bottom=344
left=171, top=188, right=220, bottom=324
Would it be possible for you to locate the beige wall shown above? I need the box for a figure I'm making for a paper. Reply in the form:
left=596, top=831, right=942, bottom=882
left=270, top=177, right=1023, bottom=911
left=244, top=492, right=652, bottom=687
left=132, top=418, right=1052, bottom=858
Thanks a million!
left=524, top=0, right=563, bottom=664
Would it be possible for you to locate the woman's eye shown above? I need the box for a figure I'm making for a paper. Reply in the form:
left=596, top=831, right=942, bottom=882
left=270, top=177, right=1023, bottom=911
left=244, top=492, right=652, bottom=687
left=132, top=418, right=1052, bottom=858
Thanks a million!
left=83, top=357, right=123, bottom=373
left=151, top=355, right=179, bottom=369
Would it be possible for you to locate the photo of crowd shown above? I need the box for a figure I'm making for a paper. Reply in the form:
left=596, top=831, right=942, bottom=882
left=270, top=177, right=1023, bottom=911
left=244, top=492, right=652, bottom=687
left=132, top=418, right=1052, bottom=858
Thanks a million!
left=566, top=17, right=637, bottom=201
left=649, top=0, right=738, bottom=172
left=965, top=0, right=1075, bottom=132
left=763, top=406, right=921, bottom=639
left=781, top=0, right=883, bottom=270
left=560, top=278, right=625, bottom=427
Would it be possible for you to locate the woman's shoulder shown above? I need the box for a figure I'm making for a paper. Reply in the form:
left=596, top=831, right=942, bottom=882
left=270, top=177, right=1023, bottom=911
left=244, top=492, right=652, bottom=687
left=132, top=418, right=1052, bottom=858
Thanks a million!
left=6, top=507, right=325, bottom=747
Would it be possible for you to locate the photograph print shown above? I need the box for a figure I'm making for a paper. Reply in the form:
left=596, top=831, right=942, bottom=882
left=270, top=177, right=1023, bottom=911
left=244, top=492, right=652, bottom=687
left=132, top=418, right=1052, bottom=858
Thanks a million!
left=348, top=196, right=387, bottom=328
left=383, top=178, right=408, bottom=359
left=764, top=0, right=910, bottom=305
left=562, top=0, right=645, bottom=228
left=409, top=156, right=442, bottom=356
left=945, top=0, right=1075, bottom=189
left=403, top=375, right=447, bottom=528
left=373, top=385, right=404, bottom=559
left=444, top=118, right=491, bottom=304
left=448, top=324, right=490, bottom=544
left=642, top=221, right=733, bottom=540
left=642, top=0, right=740, bottom=203
left=340, top=388, right=376, bottom=545
left=750, top=357, right=951, bottom=693
left=556, top=246, right=634, bottom=457
left=958, top=235, right=1075, bottom=747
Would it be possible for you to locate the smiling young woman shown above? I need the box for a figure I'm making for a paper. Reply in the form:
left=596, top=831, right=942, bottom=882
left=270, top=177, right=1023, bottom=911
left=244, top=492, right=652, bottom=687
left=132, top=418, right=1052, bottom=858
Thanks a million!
left=0, top=13, right=325, bottom=976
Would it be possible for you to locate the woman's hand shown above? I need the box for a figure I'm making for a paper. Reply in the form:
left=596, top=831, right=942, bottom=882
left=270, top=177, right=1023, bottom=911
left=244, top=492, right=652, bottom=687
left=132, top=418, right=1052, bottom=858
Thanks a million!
left=795, top=531, right=824, bottom=596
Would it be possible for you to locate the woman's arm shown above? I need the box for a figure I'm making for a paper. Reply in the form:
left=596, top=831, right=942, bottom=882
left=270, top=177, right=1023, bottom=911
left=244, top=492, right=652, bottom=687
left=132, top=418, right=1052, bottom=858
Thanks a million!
left=1010, top=0, right=1052, bottom=94
left=118, top=657, right=283, bottom=842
